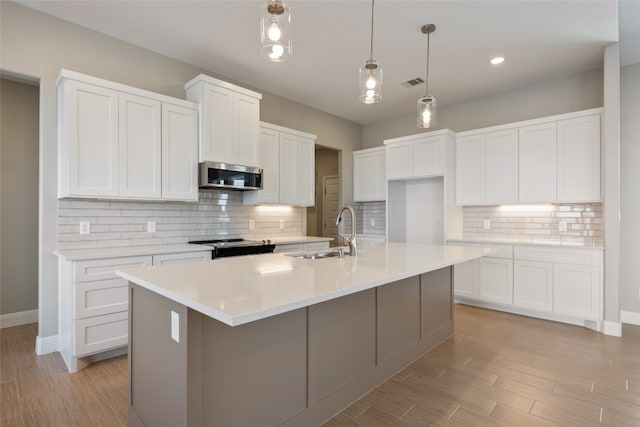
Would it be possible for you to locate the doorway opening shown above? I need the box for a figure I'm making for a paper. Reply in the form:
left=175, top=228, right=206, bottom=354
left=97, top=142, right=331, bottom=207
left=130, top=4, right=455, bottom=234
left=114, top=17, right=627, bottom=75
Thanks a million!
left=0, top=73, right=40, bottom=329
left=307, top=146, right=340, bottom=245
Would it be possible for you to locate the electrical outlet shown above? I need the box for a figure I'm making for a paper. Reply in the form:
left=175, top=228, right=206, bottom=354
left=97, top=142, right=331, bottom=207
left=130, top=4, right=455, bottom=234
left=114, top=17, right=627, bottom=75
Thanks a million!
left=370, top=218, right=375, bottom=226
left=79, top=221, right=90, bottom=235
left=147, top=221, right=156, bottom=233
left=279, top=219, right=285, bottom=229
left=483, top=220, right=491, bottom=230
left=249, top=219, right=255, bottom=230
left=559, top=221, right=568, bottom=232
left=171, top=310, right=180, bottom=343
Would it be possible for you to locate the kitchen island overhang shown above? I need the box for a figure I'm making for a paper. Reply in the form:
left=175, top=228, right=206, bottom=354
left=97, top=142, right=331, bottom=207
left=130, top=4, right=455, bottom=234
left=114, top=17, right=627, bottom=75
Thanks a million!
left=118, top=243, right=490, bottom=427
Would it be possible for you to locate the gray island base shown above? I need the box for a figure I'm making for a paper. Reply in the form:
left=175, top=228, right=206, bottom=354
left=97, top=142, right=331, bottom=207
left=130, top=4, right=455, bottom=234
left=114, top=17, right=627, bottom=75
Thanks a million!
left=128, top=267, right=453, bottom=427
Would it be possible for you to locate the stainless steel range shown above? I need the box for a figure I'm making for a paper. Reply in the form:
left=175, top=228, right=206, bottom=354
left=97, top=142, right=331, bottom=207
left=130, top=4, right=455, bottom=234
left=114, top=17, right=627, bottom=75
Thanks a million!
left=190, top=238, right=276, bottom=258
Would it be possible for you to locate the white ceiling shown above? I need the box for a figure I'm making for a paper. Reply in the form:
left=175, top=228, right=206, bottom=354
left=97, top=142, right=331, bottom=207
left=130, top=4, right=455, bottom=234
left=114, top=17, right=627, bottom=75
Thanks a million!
left=19, top=0, right=623, bottom=125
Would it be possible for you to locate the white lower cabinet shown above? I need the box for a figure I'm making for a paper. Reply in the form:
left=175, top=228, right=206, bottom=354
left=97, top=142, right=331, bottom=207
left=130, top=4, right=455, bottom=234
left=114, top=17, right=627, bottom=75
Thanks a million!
left=479, top=257, right=513, bottom=305
left=59, top=250, right=211, bottom=372
left=553, top=263, right=600, bottom=320
left=453, top=259, right=478, bottom=298
left=513, top=260, right=553, bottom=312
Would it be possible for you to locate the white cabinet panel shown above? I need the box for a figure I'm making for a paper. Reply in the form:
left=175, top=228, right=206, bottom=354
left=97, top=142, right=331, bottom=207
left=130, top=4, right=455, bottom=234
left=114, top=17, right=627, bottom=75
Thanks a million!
left=60, top=80, right=119, bottom=197
left=413, top=136, right=445, bottom=178
left=453, top=259, right=478, bottom=298
left=484, top=129, right=518, bottom=204
left=557, top=114, right=601, bottom=202
left=74, top=278, right=129, bottom=319
left=74, top=311, right=128, bottom=357
left=519, top=123, right=557, bottom=203
left=373, top=149, right=386, bottom=200
left=386, top=142, right=412, bottom=180
left=455, top=135, right=485, bottom=205
left=479, top=257, right=513, bottom=305
left=234, top=93, right=261, bottom=167
left=553, top=263, right=600, bottom=320
left=279, top=132, right=299, bottom=205
left=161, top=103, right=198, bottom=201
left=297, top=137, right=315, bottom=206
left=255, top=127, right=280, bottom=203
left=152, top=251, right=212, bottom=266
left=118, top=93, right=162, bottom=199
left=201, top=84, right=235, bottom=163
left=354, top=148, right=386, bottom=202
left=514, top=260, right=553, bottom=312
left=74, top=256, right=153, bottom=283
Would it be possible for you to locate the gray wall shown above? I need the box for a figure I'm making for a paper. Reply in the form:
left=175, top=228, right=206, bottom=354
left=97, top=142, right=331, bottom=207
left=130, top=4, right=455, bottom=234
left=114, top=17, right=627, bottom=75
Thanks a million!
left=0, top=1, right=361, bottom=339
left=1, top=78, right=39, bottom=315
left=620, top=62, right=640, bottom=314
left=363, top=68, right=604, bottom=148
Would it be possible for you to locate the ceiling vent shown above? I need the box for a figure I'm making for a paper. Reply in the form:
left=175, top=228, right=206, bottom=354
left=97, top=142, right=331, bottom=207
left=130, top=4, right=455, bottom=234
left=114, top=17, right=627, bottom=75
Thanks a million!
left=401, top=77, right=424, bottom=88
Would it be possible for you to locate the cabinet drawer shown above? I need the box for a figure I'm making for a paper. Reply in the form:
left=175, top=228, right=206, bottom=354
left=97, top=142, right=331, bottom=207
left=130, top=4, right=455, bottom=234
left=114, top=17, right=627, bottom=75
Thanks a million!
left=74, top=278, right=128, bottom=319
left=74, top=311, right=128, bottom=357
left=304, top=242, right=330, bottom=251
left=514, top=246, right=601, bottom=266
left=74, top=256, right=153, bottom=282
left=448, top=241, right=513, bottom=259
left=153, top=251, right=212, bottom=266
left=274, top=244, right=304, bottom=253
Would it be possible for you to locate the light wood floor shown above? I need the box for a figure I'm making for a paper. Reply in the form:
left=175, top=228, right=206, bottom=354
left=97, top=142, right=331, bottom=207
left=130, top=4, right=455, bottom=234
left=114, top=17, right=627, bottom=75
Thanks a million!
left=1, top=305, right=639, bottom=426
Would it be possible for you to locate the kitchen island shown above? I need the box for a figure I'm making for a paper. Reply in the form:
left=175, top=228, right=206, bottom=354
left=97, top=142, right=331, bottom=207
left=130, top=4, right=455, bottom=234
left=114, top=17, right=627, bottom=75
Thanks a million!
left=118, top=242, right=489, bottom=427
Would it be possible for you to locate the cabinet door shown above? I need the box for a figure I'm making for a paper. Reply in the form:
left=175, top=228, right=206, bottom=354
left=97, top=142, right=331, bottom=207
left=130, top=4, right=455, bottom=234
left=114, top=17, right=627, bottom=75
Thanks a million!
left=453, top=259, right=478, bottom=298
left=513, top=260, right=553, bottom=312
left=478, top=257, right=513, bottom=305
left=201, top=84, right=234, bottom=163
left=152, top=251, right=212, bottom=266
left=557, top=114, right=601, bottom=202
left=455, top=135, right=485, bottom=205
left=256, top=127, right=281, bottom=203
left=234, top=93, right=260, bottom=167
left=279, top=133, right=299, bottom=204
left=297, top=136, right=315, bottom=206
left=386, top=142, right=412, bottom=180
left=119, top=93, right=161, bottom=199
left=61, top=80, right=119, bottom=197
left=484, top=129, right=518, bottom=204
left=353, top=152, right=374, bottom=202
left=413, top=135, right=445, bottom=178
left=553, top=263, right=600, bottom=320
left=74, top=311, right=128, bottom=357
left=161, top=103, right=198, bottom=201
left=373, top=149, right=386, bottom=201
left=519, top=123, right=557, bottom=203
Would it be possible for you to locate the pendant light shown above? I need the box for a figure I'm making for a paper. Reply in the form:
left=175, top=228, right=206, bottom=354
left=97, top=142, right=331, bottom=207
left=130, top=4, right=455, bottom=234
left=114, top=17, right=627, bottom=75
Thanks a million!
left=417, top=24, right=436, bottom=128
left=358, top=0, right=382, bottom=104
left=260, top=0, right=292, bottom=62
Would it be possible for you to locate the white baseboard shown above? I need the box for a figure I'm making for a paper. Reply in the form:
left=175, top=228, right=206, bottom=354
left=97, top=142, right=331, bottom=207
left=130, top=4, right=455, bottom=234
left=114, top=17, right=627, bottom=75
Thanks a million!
left=35, top=334, right=59, bottom=355
left=602, top=320, right=622, bottom=337
left=0, top=309, right=37, bottom=328
left=621, top=310, right=640, bottom=326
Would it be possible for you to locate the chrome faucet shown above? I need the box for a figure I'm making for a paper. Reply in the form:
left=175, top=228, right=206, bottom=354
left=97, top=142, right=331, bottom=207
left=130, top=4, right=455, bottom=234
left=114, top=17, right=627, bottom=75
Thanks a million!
left=336, top=205, right=357, bottom=256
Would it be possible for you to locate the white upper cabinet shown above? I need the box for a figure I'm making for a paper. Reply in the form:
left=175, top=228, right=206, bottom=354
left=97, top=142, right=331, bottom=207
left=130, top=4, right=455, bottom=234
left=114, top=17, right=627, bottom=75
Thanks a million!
left=185, top=74, right=262, bottom=167
left=244, top=122, right=316, bottom=206
left=161, top=103, right=198, bottom=201
left=455, top=108, right=602, bottom=206
left=557, top=114, right=601, bottom=202
left=385, top=130, right=452, bottom=181
left=455, top=135, right=485, bottom=206
left=59, top=79, right=119, bottom=198
left=57, top=70, right=199, bottom=201
left=118, top=93, right=162, bottom=199
left=353, top=147, right=386, bottom=202
left=518, top=122, right=557, bottom=203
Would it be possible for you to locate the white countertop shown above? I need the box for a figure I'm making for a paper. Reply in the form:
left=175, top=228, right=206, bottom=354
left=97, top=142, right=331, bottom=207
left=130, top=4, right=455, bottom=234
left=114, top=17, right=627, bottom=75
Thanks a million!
left=53, top=243, right=211, bottom=261
left=447, top=238, right=603, bottom=250
left=117, top=242, right=490, bottom=327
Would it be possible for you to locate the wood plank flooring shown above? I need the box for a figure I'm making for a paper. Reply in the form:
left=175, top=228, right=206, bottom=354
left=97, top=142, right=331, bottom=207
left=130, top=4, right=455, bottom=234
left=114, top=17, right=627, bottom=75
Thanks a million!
left=1, top=305, right=639, bottom=426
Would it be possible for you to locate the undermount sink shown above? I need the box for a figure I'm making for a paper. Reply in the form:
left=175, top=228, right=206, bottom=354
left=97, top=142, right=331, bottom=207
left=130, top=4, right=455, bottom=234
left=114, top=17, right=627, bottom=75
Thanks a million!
left=286, top=248, right=347, bottom=260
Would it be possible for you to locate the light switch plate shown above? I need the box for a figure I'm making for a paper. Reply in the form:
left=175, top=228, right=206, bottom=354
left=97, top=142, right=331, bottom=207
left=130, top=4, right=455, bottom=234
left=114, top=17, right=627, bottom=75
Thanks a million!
left=370, top=218, right=375, bottom=226
left=559, top=221, right=568, bottom=232
left=79, top=221, right=90, bottom=235
left=279, top=219, right=285, bottom=229
left=483, top=220, right=491, bottom=230
left=249, top=219, right=255, bottom=230
left=147, top=221, right=156, bottom=233
left=171, top=310, right=180, bottom=343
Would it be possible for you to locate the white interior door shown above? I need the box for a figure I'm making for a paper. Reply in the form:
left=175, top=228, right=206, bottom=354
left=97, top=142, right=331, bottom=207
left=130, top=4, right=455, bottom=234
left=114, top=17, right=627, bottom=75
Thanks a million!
left=322, top=175, right=340, bottom=244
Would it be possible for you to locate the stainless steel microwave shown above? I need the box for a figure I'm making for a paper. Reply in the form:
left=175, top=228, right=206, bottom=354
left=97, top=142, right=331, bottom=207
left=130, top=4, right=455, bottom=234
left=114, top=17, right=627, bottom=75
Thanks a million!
left=198, top=161, right=263, bottom=191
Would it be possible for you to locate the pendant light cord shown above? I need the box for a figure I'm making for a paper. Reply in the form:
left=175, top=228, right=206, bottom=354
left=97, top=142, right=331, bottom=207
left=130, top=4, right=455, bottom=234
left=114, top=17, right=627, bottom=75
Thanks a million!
left=425, top=31, right=430, bottom=95
left=369, top=0, right=375, bottom=60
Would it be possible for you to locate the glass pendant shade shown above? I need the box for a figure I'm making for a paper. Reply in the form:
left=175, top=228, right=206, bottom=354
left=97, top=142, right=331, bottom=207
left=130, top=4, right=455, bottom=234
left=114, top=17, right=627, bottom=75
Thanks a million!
left=260, top=1, right=292, bottom=62
left=417, top=94, right=437, bottom=128
left=359, top=59, right=382, bottom=104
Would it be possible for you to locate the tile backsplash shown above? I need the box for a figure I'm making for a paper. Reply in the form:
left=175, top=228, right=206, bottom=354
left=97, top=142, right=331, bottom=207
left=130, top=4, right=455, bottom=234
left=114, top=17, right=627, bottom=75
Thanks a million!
left=463, top=203, right=603, bottom=246
left=58, top=190, right=303, bottom=250
left=354, top=201, right=386, bottom=236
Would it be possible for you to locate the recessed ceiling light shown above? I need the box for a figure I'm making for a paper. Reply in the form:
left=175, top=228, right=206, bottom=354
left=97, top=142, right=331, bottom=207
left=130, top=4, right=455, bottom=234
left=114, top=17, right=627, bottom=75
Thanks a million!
left=490, top=56, right=505, bottom=65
